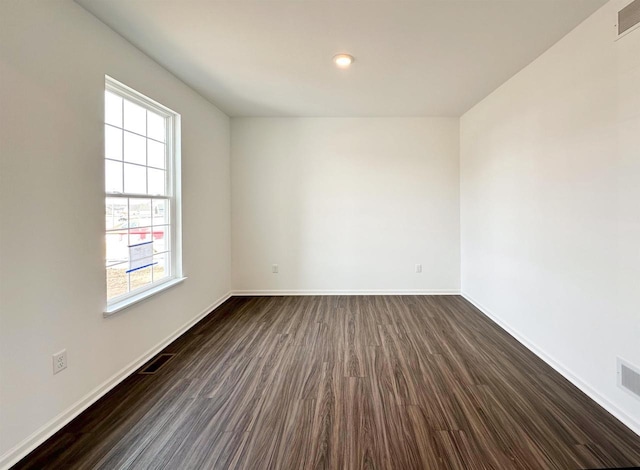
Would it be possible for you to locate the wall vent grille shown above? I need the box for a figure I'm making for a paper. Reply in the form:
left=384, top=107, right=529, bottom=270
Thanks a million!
left=618, top=0, right=640, bottom=36
left=618, top=358, right=640, bottom=400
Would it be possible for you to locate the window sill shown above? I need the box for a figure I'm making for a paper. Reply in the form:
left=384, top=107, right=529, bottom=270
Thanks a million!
left=104, top=277, right=186, bottom=317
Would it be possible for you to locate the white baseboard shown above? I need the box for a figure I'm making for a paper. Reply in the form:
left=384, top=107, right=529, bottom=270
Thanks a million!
left=0, top=291, right=232, bottom=470
left=461, top=292, right=640, bottom=438
left=231, top=289, right=460, bottom=296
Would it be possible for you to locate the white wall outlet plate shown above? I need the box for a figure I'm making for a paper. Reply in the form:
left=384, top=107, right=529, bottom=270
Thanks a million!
left=53, top=350, right=67, bottom=374
left=415, top=264, right=423, bottom=273
left=272, top=264, right=279, bottom=274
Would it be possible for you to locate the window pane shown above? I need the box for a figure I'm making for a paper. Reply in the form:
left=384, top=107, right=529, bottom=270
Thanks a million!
left=105, top=125, right=123, bottom=160
left=129, top=227, right=153, bottom=246
left=106, top=197, right=128, bottom=230
left=124, top=163, right=146, bottom=194
left=152, top=225, right=169, bottom=253
left=153, top=253, right=169, bottom=282
left=123, top=99, right=146, bottom=135
left=105, top=160, right=123, bottom=193
left=106, top=231, right=129, bottom=266
left=147, top=140, right=165, bottom=169
left=107, top=263, right=129, bottom=300
left=152, top=199, right=169, bottom=226
left=123, top=131, right=146, bottom=165
left=147, top=111, right=165, bottom=142
left=148, top=168, right=166, bottom=196
left=105, top=91, right=122, bottom=127
left=130, top=266, right=152, bottom=291
left=129, top=199, right=151, bottom=228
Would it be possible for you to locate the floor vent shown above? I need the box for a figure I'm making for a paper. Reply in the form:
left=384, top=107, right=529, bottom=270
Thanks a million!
left=618, top=0, right=640, bottom=37
left=618, top=358, right=640, bottom=400
left=139, top=353, right=175, bottom=375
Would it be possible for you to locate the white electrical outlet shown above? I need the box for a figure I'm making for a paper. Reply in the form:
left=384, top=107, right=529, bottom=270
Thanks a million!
left=53, top=349, right=67, bottom=374
left=272, top=264, right=279, bottom=274
left=415, top=264, right=423, bottom=273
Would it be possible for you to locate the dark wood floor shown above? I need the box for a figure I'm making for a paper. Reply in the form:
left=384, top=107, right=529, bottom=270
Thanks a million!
left=14, top=296, right=640, bottom=469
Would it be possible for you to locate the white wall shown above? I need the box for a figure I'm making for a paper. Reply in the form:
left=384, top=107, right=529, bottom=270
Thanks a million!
left=232, top=118, right=460, bottom=293
left=0, top=0, right=231, bottom=465
left=461, top=0, right=640, bottom=433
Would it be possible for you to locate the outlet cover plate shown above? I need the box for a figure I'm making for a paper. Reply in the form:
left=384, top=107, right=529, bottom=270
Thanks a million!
left=53, top=350, right=67, bottom=374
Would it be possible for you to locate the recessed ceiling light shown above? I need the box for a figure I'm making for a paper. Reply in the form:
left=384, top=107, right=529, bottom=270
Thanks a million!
left=333, top=54, right=354, bottom=69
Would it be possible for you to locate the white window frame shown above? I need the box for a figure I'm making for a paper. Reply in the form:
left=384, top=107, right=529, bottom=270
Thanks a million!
left=104, top=76, right=183, bottom=315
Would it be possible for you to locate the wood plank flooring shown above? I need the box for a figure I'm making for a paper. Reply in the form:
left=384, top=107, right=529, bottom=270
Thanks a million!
left=13, top=296, right=640, bottom=469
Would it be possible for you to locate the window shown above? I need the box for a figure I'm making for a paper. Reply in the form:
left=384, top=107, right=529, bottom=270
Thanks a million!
left=104, top=76, right=182, bottom=312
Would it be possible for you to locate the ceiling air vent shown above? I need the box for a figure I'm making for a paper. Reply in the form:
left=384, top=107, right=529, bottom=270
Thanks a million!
left=618, top=358, right=640, bottom=400
left=618, top=0, right=640, bottom=37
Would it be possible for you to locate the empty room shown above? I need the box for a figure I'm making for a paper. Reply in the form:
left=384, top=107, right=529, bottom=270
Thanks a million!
left=1, top=0, right=640, bottom=468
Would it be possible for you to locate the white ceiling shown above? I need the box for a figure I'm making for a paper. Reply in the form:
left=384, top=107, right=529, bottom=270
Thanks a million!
left=76, top=0, right=606, bottom=117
